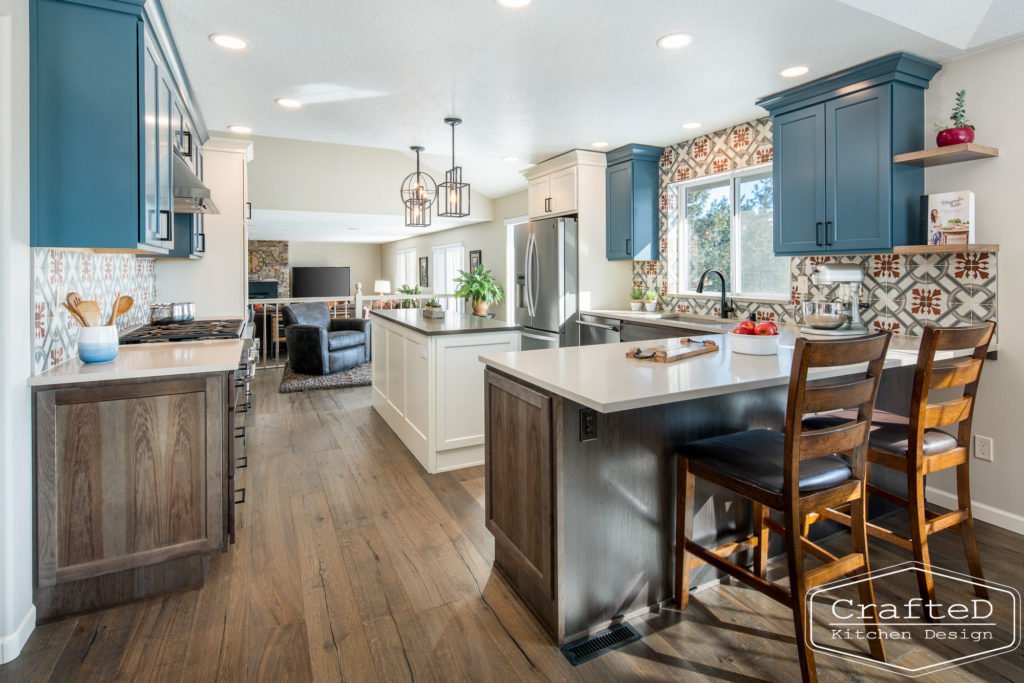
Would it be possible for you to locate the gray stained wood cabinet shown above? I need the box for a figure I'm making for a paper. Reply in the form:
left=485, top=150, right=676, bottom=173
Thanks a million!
left=758, top=52, right=941, bottom=255
left=33, top=372, right=234, bottom=620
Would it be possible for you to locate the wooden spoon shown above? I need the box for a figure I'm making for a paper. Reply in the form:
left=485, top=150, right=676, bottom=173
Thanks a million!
left=60, top=302, right=88, bottom=327
left=65, top=292, right=88, bottom=326
left=106, top=295, right=133, bottom=326
left=77, top=300, right=103, bottom=327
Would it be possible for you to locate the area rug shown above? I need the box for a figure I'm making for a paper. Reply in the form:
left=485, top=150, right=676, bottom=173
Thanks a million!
left=278, top=361, right=372, bottom=393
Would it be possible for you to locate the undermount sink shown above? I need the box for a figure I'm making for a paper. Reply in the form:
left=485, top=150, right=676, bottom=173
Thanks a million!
left=656, top=313, right=736, bottom=327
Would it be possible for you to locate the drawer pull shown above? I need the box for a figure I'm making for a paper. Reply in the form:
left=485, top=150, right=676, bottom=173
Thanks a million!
left=234, top=488, right=246, bottom=504
left=236, top=456, right=247, bottom=469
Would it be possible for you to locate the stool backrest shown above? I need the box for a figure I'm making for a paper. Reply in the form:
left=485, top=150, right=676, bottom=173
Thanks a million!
left=785, top=332, right=892, bottom=496
left=909, top=322, right=996, bottom=463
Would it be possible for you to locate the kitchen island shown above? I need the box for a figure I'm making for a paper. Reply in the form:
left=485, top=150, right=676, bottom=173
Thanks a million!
left=27, top=339, right=247, bottom=620
left=479, top=330, right=959, bottom=644
left=370, top=309, right=520, bottom=473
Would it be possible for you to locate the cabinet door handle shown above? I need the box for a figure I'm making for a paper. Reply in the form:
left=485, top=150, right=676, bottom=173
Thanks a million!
left=815, top=222, right=823, bottom=247
left=182, top=130, right=192, bottom=158
left=626, top=238, right=631, bottom=255
left=544, top=197, right=551, bottom=213
left=245, top=202, right=252, bottom=220
left=159, top=209, right=172, bottom=241
left=234, top=488, right=246, bottom=505
left=236, top=456, right=248, bottom=469
left=825, top=221, right=833, bottom=246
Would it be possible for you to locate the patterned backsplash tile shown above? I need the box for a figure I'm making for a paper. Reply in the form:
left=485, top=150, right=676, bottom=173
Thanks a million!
left=32, top=248, right=157, bottom=373
left=635, top=116, right=998, bottom=334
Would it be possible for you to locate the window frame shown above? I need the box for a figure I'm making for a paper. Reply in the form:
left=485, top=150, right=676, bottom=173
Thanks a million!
left=431, top=242, right=465, bottom=311
left=670, top=163, right=788, bottom=301
left=396, top=248, right=417, bottom=289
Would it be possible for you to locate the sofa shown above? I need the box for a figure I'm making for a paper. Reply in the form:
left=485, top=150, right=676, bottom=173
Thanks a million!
left=282, top=302, right=371, bottom=375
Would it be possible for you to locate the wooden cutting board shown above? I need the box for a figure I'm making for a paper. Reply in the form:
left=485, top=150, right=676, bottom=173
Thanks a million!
left=625, top=338, right=720, bottom=363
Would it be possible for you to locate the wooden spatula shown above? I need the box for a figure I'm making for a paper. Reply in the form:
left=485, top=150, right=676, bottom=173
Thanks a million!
left=61, top=302, right=88, bottom=327
left=106, top=294, right=133, bottom=326
left=77, top=300, right=103, bottom=327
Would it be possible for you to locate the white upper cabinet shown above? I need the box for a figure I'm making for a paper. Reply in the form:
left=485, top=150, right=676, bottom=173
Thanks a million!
left=526, top=164, right=579, bottom=219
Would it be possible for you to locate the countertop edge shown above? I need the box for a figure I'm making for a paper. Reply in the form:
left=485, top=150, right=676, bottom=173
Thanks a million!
left=371, top=309, right=521, bottom=336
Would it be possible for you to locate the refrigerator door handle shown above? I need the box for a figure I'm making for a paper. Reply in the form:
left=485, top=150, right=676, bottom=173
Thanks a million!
left=524, top=232, right=535, bottom=317
left=530, top=233, right=541, bottom=316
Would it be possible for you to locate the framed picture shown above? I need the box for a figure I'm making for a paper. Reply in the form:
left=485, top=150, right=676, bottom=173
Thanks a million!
left=469, top=250, right=482, bottom=271
left=418, top=256, right=429, bottom=287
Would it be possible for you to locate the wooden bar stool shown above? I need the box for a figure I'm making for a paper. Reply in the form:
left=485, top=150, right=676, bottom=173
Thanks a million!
left=806, top=322, right=996, bottom=616
left=675, top=332, right=891, bottom=683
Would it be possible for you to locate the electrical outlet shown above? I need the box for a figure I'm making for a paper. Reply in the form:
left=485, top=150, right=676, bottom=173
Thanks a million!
left=580, top=409, right=597, bottom=442
left=797, top=275, right=809, bottom=293
left=974, top=435, right=994, bottom=462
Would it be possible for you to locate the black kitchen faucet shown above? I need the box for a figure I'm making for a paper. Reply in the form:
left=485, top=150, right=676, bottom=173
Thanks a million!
left=696, top=269, right=735, bottom=319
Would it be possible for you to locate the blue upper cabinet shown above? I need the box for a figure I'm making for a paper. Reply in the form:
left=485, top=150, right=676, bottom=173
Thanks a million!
left=757, top=53, right=940, bottom=255
left=31, top=0, right=204, bottom=253
left=606, top=144, right=662, bottom=261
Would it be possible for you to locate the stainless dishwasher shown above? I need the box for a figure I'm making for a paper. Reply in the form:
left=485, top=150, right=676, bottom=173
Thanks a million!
left=576, top=315, right=621, bottom=345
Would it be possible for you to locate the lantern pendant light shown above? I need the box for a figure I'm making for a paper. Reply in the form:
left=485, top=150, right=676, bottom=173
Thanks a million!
left=438, top=117, right=470, bottom=218
left=400, top=145, right=437, bottom=227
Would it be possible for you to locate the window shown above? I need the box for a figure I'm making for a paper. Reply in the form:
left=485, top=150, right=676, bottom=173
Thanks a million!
left=432, top=243, right=465, bottom=310
left=674, top=168, right=789, bottom=298
left=396, top=248, right=416, bottom=289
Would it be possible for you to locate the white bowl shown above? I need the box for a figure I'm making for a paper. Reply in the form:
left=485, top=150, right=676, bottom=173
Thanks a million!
left=730, top=331, right=780, bottom=355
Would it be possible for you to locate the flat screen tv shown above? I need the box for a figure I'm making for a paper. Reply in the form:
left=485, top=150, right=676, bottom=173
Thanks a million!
left=291, top=266, right=351, bottom=298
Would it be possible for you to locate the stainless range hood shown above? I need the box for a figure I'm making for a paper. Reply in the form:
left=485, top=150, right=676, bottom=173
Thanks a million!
left=173, top=153, right=219, bottom=214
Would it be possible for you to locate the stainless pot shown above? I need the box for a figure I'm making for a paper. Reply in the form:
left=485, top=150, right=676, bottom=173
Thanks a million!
left=149, top=302, right=196, bottom=324
left=802, top=301, right=850, bottom=330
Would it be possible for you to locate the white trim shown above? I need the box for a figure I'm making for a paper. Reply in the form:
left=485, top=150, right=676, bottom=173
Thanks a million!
left=504, top=214, right=528, bottom=227
left=0, top=604, right=34, bottom=664
left=521, top=149, right=606, bottom=180
left=667, top=162, right=772, bottom=191
left=926, top=487, right=1024, bottom=535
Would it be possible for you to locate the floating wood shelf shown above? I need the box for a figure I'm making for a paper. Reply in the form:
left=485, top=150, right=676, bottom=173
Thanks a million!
left=894, top=244, right=999, bottom=255
left=893, top=143, right=999, bottom=167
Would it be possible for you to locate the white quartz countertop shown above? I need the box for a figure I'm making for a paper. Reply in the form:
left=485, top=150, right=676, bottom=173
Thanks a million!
left=480, top=326, right=960, bottom=413
left=371, top=308, right=520, bottom=335
left=28, top=339, right=246, bottom=387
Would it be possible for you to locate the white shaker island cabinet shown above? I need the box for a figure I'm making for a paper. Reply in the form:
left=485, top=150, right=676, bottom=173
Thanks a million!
left=370, top=309, right=521, bottom=473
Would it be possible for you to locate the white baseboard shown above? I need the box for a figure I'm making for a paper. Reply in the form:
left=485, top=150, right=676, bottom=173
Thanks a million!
left=927, top=486, right=1024, bottom=535
left=0, top=604, right=35, bottom=664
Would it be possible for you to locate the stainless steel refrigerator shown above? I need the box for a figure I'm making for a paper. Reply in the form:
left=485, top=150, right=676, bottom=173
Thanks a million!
left=514, top=217, right=578, bottom=350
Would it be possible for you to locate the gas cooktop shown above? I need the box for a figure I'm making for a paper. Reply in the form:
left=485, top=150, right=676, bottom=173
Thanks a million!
left=119, top=319, right=245, bottom=344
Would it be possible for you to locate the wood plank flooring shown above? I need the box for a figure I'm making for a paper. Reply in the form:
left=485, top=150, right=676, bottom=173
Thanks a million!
left=2, top=369, right=1022, bottom=682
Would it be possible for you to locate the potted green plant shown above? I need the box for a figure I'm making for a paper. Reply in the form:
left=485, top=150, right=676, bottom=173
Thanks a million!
left=630, top=285, right=644, bottom=311
left=398, top=284, right=420, bottom=308
left=423, top=298, right=444, bottom=318
left=453, top=265, right=503, bottom=316
left=643, top=288, right=658, bottom=312
left=935, top=89, right=975, bottom=147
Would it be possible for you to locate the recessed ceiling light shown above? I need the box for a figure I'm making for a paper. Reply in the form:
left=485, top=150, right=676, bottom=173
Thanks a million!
left=681, top=122, right=701, bottom=130
left=502, top=156, right=519, bottom=162
left=227, top=124, right=251, bottom=134
left=780, top=65, right=809, bottom=78
left=592, top=141, right=609, bottom=148
left=656, top=32, right=694, bottom=50
left=275, top=98, right=303, bottom=108
left=494, top=0, right=532, bottom=7
left=209, top=34, right=248, bottom=50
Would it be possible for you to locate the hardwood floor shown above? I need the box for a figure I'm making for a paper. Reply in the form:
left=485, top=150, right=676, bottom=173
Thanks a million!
left=2, top=369, right=1021, bottom=682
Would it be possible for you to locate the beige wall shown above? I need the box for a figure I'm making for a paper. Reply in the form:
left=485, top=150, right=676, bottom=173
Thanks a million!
left=923, top=39, right=1023, bottom=532
left=380, top=191, right=527, bottom=319
left=288, top=241, right=382, bottom=294
left=156, top=144, right=248, bottom=317
left=244, top=134, right=493, bottom=220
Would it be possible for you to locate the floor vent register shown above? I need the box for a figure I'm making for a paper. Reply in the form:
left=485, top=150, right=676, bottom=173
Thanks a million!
left=559, top=623, right=641, bottom=666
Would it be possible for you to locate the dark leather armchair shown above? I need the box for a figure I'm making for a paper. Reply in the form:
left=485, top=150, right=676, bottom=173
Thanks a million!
left=282, top=302, right=371, bottom=375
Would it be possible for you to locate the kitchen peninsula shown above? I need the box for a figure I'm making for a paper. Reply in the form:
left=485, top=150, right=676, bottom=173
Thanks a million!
left=27, top=338, right=248, bottom=620
left=479, top=328, right=964, bottom=644
left=370, top=309, right=520, bottom=474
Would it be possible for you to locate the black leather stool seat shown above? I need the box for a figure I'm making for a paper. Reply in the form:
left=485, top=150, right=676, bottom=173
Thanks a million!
left=682, top=430, right=852, bottom=494
left=804, top=410, right=958, bottom=457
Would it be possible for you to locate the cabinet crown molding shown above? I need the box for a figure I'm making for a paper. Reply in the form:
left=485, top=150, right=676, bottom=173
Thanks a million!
left=756, top=51, right=940, bottom=116
left=521, top=149, right=607, bottom=180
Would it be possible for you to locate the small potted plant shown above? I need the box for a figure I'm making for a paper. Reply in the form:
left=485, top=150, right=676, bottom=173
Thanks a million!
left=935, top=89, right=975, bottom=147
left=454, top=265, right=504, bottom=316
left=643, top=288, right=658, bottom=312
left=423, top=298, right=444, bottom=318
left=630, top=285, right=644, bottom=311
left=398, top=284, right=420, bottom=308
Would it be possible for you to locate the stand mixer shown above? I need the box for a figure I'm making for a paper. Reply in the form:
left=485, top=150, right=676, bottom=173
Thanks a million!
left=800, top=263, right=869, bottom=336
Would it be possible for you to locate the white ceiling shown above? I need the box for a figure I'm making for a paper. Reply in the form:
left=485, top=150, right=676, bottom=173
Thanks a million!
left=246, top=209, right=484, bottom=243
left=164, top=0, right=1024, bottom=199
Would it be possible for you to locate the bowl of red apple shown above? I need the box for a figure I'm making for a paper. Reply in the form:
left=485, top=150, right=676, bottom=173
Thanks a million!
left=729, top=319, right=780, bottom=355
